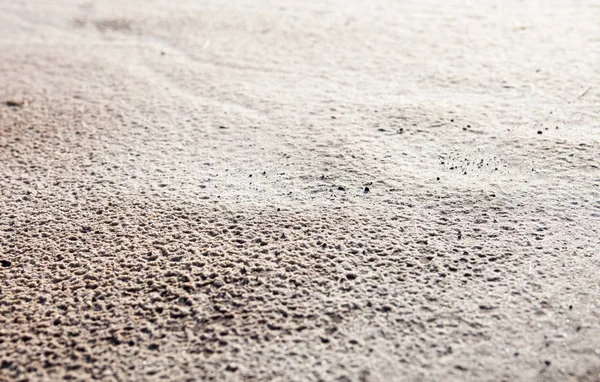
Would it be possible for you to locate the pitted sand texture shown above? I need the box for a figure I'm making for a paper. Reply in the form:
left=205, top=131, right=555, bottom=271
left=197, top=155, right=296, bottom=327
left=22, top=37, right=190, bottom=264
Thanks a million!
left=1, top=0, right=599, bottom=381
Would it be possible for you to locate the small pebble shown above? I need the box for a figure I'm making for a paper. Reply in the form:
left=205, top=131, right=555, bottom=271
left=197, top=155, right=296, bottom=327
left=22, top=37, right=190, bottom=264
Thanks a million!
left=6, top=100, right=24, bottom=107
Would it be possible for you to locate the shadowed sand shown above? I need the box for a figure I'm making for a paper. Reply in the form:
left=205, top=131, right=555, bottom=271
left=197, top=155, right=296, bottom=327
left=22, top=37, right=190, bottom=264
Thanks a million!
left=1, top=0, right=599, bottom=381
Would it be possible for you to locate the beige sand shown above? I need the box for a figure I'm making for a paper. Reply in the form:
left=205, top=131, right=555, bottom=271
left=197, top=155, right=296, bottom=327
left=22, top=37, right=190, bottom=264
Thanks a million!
left=1, top=0, right=599, bottom=381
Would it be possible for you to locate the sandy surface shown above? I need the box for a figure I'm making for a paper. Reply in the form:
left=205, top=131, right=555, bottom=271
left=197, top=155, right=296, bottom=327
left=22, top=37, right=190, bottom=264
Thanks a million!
left=1, top=0, right=599, bottom=381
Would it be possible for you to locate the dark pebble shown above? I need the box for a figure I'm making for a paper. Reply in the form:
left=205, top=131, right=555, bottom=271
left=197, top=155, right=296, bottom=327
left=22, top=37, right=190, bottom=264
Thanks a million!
left=1, top=260, right=11, bottom=268
left=537, top=131, right=543, bottom=134
left=544, top=360, right=551, bottom=367
left=364, top=187, right=370, bottom=193
left=6, top=100, right=24, bottom=107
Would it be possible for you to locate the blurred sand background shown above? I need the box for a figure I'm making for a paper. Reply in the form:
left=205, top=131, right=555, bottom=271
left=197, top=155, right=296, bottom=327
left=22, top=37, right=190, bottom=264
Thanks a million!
left=1, top=0, right=599, bottom=381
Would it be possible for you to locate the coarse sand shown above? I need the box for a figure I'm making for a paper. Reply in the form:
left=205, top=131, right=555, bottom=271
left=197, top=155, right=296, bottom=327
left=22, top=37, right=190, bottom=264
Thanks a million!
left=1, top=0, right=599, bottom=381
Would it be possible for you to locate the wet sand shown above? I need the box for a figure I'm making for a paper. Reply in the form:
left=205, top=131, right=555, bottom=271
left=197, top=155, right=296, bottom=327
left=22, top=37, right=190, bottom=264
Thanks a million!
left=1, top=0, right=599, bottom=381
